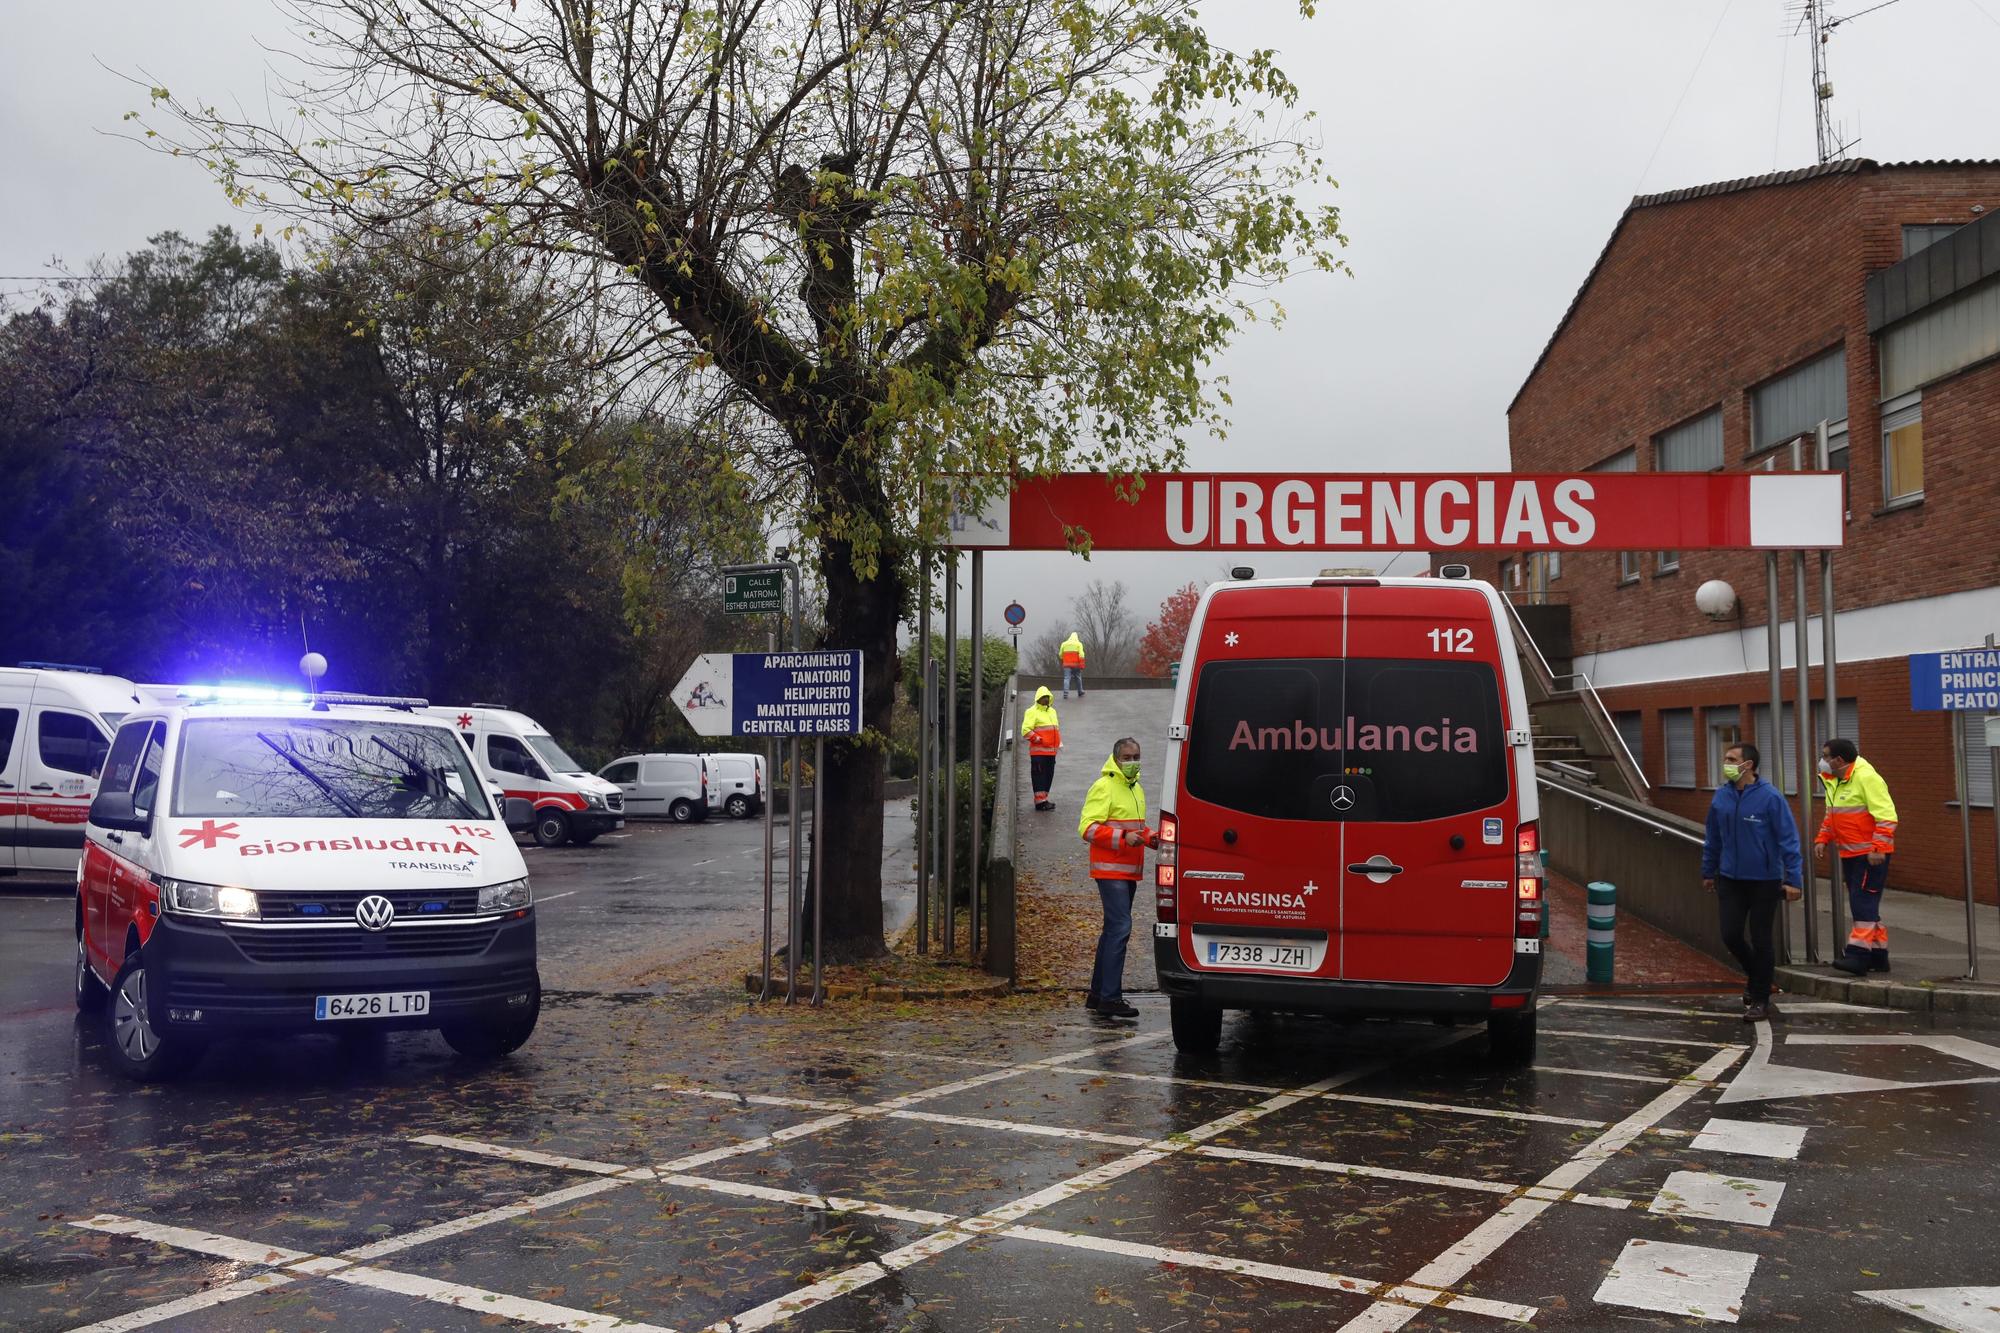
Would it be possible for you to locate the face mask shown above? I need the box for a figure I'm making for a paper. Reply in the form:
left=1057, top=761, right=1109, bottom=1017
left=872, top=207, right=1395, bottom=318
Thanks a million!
left=1721, top=764, right=1742, bottom=783
left=1119, top=760, right=1141, bottom=782
left=1817, top=758, right=1836, bottom=776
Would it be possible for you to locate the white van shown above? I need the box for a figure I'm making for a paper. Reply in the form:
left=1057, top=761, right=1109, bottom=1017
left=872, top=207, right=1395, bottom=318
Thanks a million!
left=1, top=665, right=148, bottom=876
left=428, top=706, right=624, bottom=848
left=77, top=692, right=540, bottom=1080
left=704, top=752, right=767, bottom=819
left=1154, top=573, right=1544, bottom=1061
left=599, top=752, right=711, bottom=822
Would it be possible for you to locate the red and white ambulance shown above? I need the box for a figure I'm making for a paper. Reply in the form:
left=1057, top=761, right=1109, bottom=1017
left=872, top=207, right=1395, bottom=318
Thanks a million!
left=76, top=692, right=540, bottom=1080
left=1153, top=572, right=1544, bottom=1060
left=1, top=665, right=146, bottom=876
left=429, top=706, right=625, bottom=848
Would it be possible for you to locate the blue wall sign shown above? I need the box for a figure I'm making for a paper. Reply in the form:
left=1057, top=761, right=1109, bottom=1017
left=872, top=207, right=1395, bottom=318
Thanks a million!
left=1908, top=648, right=2000, bottom=711
left=674, top=651, right=865, bottom=737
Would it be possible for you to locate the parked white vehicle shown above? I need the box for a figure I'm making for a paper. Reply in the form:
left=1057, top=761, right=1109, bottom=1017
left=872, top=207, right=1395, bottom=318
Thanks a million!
left=1, top=665, right=147, bottom=875
left=703, top=752, right=767, bottom=819
left=598, top=753, right=711, bottom=823
left=426, top=706, right=625, bottom=848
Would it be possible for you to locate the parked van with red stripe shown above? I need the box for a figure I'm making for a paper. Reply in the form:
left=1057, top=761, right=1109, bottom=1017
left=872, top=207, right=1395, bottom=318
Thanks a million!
left=1, top=666, right=146, bottom=877
left=429, top=706, right=624, bottom=848
left=1154, top=574, right=1543, bottom=1060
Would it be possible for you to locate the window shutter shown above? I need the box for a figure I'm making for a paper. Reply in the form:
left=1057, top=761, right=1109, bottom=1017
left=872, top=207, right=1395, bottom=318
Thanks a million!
left=1614, top=711, right=1644, bottom=770
left=1655, top=410, right=1724, bottom=472
left=1961, top=713, right=1995, bottom=808
left=1664, top=710, right=1695, bottom=786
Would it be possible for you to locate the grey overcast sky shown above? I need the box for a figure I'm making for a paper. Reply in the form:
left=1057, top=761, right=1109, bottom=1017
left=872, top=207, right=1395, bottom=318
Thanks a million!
left=4, top=1, right=1996, bottom=646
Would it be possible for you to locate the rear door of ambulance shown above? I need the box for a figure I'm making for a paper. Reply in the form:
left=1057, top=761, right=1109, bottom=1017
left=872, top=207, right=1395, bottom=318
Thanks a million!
left=1172, top=584, right=1343, bottom=982
left=1335, top=583, right=1517, bottom=987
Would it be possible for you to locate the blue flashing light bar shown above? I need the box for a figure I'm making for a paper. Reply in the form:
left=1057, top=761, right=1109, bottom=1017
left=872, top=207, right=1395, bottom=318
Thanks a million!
left=176, top=684, right=312, bottom=704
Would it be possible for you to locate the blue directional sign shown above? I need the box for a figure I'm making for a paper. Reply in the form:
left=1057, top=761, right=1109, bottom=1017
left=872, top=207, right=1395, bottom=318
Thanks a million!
left=673, top=650, right=864, bottom=737
left=1908, top=647, right=2000, bottom=711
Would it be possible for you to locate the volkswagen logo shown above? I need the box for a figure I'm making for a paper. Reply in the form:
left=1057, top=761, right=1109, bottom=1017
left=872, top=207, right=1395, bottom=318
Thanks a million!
left=355, top=894, right=396, bottom=932
left=1329, top=786, right=1357, bottom=812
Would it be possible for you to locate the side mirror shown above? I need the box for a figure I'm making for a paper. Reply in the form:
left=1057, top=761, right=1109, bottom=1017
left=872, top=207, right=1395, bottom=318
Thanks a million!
left=91, top=791, right=150, bottom=835
left=503, top=797, right=536, bottom=831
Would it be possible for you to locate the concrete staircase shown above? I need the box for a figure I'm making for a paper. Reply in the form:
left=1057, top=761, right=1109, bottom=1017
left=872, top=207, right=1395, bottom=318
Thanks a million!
left=1506, top=599, right=1649, bottom=802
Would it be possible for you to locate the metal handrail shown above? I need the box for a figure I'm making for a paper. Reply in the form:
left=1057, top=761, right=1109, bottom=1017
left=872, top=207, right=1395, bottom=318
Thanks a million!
left=1537, top=771, right=1704, bottom=847
left=1501, top=595, right=1650, bottom=792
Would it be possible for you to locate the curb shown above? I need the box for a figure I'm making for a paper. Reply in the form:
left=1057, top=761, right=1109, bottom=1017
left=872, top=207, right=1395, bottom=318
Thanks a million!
left=741, top=971, right=1011, bottom=1002
left=1775, top=965, right=2000, bottom=1015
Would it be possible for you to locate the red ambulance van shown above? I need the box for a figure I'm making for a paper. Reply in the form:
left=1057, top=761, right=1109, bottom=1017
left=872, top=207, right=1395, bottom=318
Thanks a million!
left=1154, top=573, right=1543, bottom=1060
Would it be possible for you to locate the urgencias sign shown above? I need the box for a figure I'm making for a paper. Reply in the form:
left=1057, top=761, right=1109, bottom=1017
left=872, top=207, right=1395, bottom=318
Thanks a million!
left=946, top=472, right=1844, bottom=552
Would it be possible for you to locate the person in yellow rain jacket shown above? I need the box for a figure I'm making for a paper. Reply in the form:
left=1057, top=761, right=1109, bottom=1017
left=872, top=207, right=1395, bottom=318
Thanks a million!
left=1079, top=738, right=1157, bottom=1020
left=1813, top=737, right=1898, bottom=976
left=1059, top=631, right=1087, bottom=699
left=1019, top=686, right=1063, bottom=812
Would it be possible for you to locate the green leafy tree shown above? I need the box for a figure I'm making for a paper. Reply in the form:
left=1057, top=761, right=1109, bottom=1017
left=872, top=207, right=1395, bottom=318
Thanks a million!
left=145, top=0, right=1346, bottom=958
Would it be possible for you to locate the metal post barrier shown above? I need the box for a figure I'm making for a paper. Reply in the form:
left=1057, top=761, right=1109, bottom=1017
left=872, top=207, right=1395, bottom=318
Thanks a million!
left=1587, top=881, right=1617, bottom=983
left=1794, top=548, right=1817, bottom=962
left=1818, top=421, right=1844, bottom=951
left=784, top=561, right=803, bottom=1004
left=812, top=736, right=826, bottom=1005
left=1957, top=703, right=1981, bottom=981
left=760, top=631, right=777, bottom=1002
left=943, top=552, right=958, bottom=956
left=969, top=550, right=984, bottom=955
left=916, top=548, right=932, bottom=954
left=1766, top=553, right=1797, bottom=963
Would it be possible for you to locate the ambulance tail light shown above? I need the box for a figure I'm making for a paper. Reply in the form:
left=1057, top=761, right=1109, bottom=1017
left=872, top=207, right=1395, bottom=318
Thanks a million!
left=1515, top=821, right=1542, bottom=937
left=1155, top=810, right=1177, bottom=923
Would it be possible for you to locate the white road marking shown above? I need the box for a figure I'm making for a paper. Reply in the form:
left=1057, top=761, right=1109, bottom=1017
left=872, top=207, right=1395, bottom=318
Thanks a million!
left=656, top=1173, right=957, bottom=1227
left=1594, top=1238, right=1758, bottom=1323
left=60, top=1274, right=296, bottom=1333
left=1690, top=1117, right=1808, bottom=1160
left=1540, top=1027, right=1736, bottom=1049
left=536, top=889, right=581, bottom=903
left=1317, top=1089, right=1615, bottom=1130
left=1721, top=1022, right=2000, bottom=1103
left=656, top=1086, right=855, bottom=1112
left=409, top=1134, right=650, bottom=1178
left=1529, top=1064, right=1686, bottom=1085
left=1858, top=1285, right=2000, bottom=1332
left=1787, top=1033, right=2000, bottom=1072
left=885, top=1108, right=1150, bottom=1147
left=339, top=1177, right=631, bottom=1261
left=1192, top=1143, right=1633, bottom=1209
left=328, top=1262, right=677, bottom=1332
left=1647, top=1169, right=1786, bottom=1226
left=1335, top=1043, right=1744, bottom=1332
left=70, top=1215, right=315, bottom=1267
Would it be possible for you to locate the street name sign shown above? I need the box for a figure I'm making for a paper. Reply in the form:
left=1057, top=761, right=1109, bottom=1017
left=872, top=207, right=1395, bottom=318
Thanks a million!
left=723, top=570, right=786, bottom=614
left=943, top=471, right=1845, bottom=552
left=1908, top=647, right=2000, bottom=711
left=673, top=651, right=864, bottom=737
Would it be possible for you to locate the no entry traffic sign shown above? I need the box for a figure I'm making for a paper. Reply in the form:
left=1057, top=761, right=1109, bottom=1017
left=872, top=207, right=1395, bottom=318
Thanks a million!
left=673, top=651, right=865, bottom=737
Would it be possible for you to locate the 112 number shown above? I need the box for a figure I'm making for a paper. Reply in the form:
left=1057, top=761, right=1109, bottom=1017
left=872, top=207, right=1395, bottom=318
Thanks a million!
left=1427, top=627, right=1474, bottom=654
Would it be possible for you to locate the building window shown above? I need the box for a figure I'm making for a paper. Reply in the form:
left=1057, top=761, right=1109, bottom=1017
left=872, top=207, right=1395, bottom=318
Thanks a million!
left=1613, top=711, right=1644, bottom=772
left=1881, top=392, right=1923, bottom=505
left=1663, top=709, right=1696, bottom=787
left=1879, top=275, right=2000, bottom=398
left=1706, top=707, right=1741, bottom=783
left=1655, top=408, right=1723, bottom=473
left=1903, top=223, right=1963, bottom=258
left=1590, top=449, right=1639, bottom=585
left=1751, top=698, right=1857, bottom=797
left=1751, top=349, right=1847, bottom=455
left=1827, top=419, right=1850, bottom=516
left=1619, top=552, right=1640, bottom=584
left=1656, top=551, right=1680, bottom=575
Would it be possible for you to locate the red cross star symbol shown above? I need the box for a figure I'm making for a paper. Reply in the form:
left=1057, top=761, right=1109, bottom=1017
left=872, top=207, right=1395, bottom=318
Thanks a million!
left=178, top=820, right=241, bottom=850
left=456, top=713, right=473, bottom=729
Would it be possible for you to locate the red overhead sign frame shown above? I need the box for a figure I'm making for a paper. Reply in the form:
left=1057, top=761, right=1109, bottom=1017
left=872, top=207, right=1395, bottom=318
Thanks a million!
left=946, top=472, right=1845, bottom=552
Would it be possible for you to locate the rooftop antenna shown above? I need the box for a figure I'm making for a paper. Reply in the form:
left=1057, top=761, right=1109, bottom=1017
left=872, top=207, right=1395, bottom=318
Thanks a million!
left=1797, top=0, right=1900, bottom=164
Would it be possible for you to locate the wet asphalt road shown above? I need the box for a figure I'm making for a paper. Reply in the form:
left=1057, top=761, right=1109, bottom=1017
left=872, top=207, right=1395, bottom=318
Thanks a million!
left=6, top=829, right=2000, bottom=1329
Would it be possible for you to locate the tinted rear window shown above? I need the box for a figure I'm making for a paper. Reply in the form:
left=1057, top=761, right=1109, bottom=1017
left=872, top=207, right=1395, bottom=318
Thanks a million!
left=1186, top=658, right=1508, bottom=822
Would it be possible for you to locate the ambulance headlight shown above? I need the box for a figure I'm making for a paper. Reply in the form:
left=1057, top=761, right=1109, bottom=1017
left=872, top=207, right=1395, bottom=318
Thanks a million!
left=583, top=790, right=607, bottom=809
left=479, top=878, right=532, bottom=912
left=161, top=878, right=261, bottom=920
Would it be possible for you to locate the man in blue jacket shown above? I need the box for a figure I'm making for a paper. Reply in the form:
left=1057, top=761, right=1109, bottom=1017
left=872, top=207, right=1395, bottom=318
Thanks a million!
left=1702, top=742, right=1803, bottom=1023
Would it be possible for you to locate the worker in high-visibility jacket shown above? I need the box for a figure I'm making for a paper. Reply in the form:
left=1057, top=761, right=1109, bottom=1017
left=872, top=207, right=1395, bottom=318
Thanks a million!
left=1079, top=738, right=1157, bottom=1019
left=1813, top=737, right=1898, bottom=976
left=1059, top=631, right=1087, bottom=699
left=1019, top=686, right=1063, bottom=812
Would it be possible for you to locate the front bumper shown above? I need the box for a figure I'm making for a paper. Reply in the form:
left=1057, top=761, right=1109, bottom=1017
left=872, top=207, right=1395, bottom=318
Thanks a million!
left=1154, top=934, right=1541, bottom=1017
left=146, top=910, right=538, bottom=1034
left=570, top=809, right=626, bottom=835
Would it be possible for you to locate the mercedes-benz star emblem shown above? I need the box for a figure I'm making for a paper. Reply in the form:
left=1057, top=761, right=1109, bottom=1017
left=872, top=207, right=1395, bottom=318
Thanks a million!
left=355, top=894, right=396, bottom=932
left=1329, top=786, right=1356, bottom=812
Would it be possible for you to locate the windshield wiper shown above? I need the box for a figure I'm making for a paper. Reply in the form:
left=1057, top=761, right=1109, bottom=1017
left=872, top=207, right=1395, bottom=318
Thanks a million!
left=257, top=732, right=363, bottom=818
left=372, top=735, right=481, bottom=819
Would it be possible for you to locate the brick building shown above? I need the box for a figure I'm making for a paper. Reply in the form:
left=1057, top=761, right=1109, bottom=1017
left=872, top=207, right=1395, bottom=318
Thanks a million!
left=1456, top=158, right=2000, bottom=903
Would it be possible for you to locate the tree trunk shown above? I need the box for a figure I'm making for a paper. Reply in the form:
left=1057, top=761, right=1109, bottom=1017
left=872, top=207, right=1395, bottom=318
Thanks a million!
left=810, top=521, right=904, bottom=963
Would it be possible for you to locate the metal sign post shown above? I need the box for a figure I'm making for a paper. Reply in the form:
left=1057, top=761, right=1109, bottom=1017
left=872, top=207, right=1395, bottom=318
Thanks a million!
left=916, top=547, right=933, bottom=955
left=1766, top=553, right=1800, bottom=962
left=812, top=735, right=827, bottom=1005
left=673, top=646, right=863, bottom=1007
left=969, top=550, right=984, bottom=955
left=943, top=553, right=958, bottom=955
left=1908, top=642, right=2000, bottom=981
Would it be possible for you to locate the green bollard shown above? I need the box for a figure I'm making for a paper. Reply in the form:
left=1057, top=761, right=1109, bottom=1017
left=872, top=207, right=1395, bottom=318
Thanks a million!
left=1586, top=880, right=1616, bottom=984
left=1538, top=849, right=1551, bottom=941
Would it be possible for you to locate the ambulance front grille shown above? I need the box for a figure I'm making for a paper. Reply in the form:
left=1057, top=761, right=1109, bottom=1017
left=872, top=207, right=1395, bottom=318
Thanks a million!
left=228, top=923, right=500, bottom=962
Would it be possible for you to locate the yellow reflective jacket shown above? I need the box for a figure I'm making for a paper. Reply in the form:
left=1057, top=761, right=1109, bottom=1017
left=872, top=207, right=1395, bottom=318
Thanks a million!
left=1079, top=752, right=1150, bottom=880
left=1020, top=689, right=1062, bottom=754
left=1816, top=756, right=1898, bottom=856
left=1060, top=633, right=1086, bottom=667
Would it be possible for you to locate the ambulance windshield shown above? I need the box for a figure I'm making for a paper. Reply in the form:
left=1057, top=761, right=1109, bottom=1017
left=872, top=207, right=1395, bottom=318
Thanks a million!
left=173, top=719, right=494, bottom=821
left=1185, top=658, right=1508, bottom=822
left=525, top=733, right=584, bottom=775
